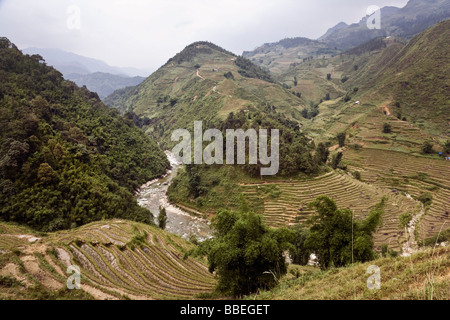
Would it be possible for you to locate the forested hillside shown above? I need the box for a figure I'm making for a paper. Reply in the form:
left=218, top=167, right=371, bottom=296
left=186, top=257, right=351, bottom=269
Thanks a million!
left=0, top=38, right=169, bottom=232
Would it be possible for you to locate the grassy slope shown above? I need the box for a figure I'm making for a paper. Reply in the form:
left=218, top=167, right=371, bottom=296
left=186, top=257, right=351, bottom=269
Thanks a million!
left=105, top=41, right=308, bottom=148
left=0, top=220, right=214, bottom=300
left=250, top=246, right=449, bottom=300
left=173, top=25, right=449, bottom=249
left=242, top=37, right=340, bottom=75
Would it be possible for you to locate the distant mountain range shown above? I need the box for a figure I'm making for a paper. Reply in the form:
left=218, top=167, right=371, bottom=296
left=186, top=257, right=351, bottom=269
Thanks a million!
left=243, top=0, right=450, bottom=74
left=22, top=47, right=150, bottom=98
left=22, top=47, right=150, bottom=77
left=319, top=0, right=450, bottom=49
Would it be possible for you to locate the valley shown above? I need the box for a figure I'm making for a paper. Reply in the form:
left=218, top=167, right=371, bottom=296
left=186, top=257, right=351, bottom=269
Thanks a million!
left=0, top=0, right=449, bottom=302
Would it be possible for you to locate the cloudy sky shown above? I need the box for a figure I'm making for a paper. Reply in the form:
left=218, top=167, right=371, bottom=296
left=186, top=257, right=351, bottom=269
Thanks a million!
left=0, top=0, right=408, bottom=70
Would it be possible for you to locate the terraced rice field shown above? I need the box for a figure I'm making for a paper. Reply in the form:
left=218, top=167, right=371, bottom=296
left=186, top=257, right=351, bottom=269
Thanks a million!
left=240, top=171, right=420, bottom=250
left=344, top=148, right=450, bottom=242
left=355, top=112, right=431, bottom=150
left=0, top=220, right=215, bottom=300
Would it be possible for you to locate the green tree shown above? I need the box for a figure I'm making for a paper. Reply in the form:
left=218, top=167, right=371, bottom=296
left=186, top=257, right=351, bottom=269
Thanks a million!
left=224, top=71, right=234, bottom=80
left=418, top=192, right=433, bottom=206
left=383, top=123, right=392, bottom=134
left=326, top=73, right=331, bottom=81
left=158, top=206, right=168, bottom=230
left=37, top=163, right=57, bottom=184
left=399, top=212, right=412, bottom=238
left=188, top=171, right=201, bottom=198
left=315, top=142, right=329, bottom=165
left=293, top=76, right=298, bottom=87
left=422, top=141, right=434, bottom=154
left=290, top=225, right=311, bottom=265
left=443, top=140, right=450, bottom=155
left=197, top=210, right=294, bottom=297
left=337, top=132, right=346, bottom=147
left=301, top=108, right=309, bottom=119
left=305, top=196, right=383, bottom=269
left=331, top=152, right=343, bottom=169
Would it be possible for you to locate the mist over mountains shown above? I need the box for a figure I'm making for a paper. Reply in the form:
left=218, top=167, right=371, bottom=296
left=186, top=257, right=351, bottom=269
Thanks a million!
left=22, top=47, right=149, bottom=98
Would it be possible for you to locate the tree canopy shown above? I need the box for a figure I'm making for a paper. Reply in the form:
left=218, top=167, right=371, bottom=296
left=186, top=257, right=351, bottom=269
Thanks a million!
left=305, top=196, right=384, bottom=269
left=196, top=210, right=294, bottom=297
left=0, top=39, right=169, bottom=231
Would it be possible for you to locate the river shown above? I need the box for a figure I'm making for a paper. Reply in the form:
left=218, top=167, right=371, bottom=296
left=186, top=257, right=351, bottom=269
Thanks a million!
left=136, top=151, right=212, bottom=242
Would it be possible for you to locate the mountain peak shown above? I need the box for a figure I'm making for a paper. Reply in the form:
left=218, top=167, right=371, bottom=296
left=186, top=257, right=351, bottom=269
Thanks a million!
left=166, top=41, right=236, bottom=66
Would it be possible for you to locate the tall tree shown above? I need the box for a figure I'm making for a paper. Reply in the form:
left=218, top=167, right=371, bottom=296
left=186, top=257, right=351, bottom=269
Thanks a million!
left=337, top=132, right=346, bottom=147
left=158, top=206, right=168, bottom=230
left=305, top=196, right=383, bottom=269
left=196, top=210, right=294, bottom=297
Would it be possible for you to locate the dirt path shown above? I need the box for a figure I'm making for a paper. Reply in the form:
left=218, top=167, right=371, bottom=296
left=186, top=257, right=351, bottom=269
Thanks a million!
left=401, top=203, right=425, bottom=257
left=329, top=144, right=339, bottom=151
left=196, top=70, right=205, bottom=80
left=172, top=76, right=179, bottom=91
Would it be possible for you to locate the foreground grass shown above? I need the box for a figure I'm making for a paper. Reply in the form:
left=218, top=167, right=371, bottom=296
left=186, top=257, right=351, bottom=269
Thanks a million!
left=248, top=247, right=449, bottom=300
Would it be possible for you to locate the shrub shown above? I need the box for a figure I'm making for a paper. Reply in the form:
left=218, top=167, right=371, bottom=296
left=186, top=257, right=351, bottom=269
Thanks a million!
left=421, top=141, right=434, bottom=154
left=418, top=192, right=433, bottom=206
left=223, top=71, right=234, bottom=80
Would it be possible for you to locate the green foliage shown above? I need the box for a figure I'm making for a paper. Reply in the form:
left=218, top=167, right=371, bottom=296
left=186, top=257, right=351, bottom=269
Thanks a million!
left=326, top=74, right=331, bottom=81
left=127, top=229, right=148, bottom=249
left=331, top=152, right=343, bottom=169
left=305, top=196, right=383, bottom=269
left=399, top=212, right=412, bottom=229
left=421, top=229, right=450, bottom=247
left=223, top=71, right=235, bottom=80
left=418, top=192, right=433, bottom=206
left=158, top=207, right=168, bottom=230
left=0, top=40, right=169, bottom=231
left=443, top=140, right=450, bottom=155
left=353, top=171, right=362, bottom=181
left=421, top=141, right=434, bottom=154
left=289, top=225, right=311, bottom=266
left=315, top=142, right=330, bottom=165
left=383, top=123, right=392, bottom=134
left=0, top=275, right=23, bottom=288
left=381, top=244, right=388, bottom=257
left=337, top=132, right=346, bottom=147
left=196, top=210, right=294, bottom=297
left=235, top=56, right=275, bottom=83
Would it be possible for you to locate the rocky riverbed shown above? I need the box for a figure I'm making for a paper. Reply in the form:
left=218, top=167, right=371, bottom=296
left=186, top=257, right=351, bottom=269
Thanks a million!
left=136, top=151, right=212, bottom=242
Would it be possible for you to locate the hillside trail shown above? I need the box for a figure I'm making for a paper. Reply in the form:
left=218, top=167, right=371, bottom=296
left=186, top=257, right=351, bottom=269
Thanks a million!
left=380, top=102, right=391, bottom=116
left=196, top=69, right=205, bottom=80
left=401, top=203, right=425, bottom=257
left=172, top=76, right=179, bottom=91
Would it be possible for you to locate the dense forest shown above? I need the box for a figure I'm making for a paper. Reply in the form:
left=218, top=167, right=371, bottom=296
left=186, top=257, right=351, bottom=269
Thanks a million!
left=0, top=38, right=169, bottom=232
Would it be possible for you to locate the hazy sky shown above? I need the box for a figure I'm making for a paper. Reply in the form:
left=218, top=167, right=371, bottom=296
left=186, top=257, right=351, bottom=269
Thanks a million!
left=0, top=0, right=409, bottom=70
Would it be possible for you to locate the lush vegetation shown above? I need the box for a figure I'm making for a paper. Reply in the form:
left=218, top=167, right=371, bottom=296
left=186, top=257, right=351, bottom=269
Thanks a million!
left=193, top=210, right=294, bottom=297
left=235, top=56, right=275, bottom=83
left=304, top=196, right=384, bottom=269
left=0, top=38, right=169, bottom=231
